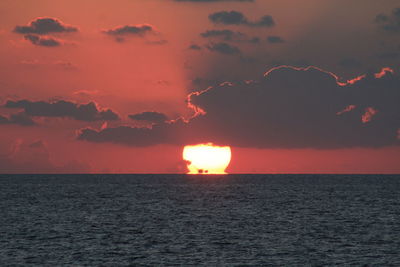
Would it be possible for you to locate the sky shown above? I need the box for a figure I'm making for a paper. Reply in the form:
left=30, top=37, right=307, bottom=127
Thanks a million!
left=0, top=0, right=399, bottom=173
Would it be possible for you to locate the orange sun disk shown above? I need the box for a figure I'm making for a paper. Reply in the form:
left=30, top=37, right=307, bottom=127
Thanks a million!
left=183, top=143, right=232, bottom=174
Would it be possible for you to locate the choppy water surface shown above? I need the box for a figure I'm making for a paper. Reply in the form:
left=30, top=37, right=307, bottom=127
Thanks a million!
left=0, top=174, right=399, bottom=266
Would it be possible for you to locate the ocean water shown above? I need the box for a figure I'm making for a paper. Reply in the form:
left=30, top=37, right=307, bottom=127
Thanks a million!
left=0, top=174, right=399, bottom=266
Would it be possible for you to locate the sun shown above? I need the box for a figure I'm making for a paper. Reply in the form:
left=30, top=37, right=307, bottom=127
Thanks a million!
left=183, top=143, right=232, bottom=174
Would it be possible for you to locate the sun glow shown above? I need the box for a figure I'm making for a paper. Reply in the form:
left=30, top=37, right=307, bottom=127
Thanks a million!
left=183, top=143, right=232, bottom=174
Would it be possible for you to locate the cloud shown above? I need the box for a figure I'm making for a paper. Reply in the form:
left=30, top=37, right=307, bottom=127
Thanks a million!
left=102, top=24, right=160, bottom=43
left=24, top=34, right=61, bottom=47
left=78, top=122, right=183, bottom=147
left=362, top=107, right=378, bottom=123
left=189, top=44, right=202, bottom=50
left=0, top=112, right=35, bottom=126
left=13, top=18, right=77, bottom=47
left=77, top=66, right=400, bottom=149
left=4, top=100, right=119, bottom=122
left=209, top=11, right=275, bottom=27
left=14, top=17, right=78, bottom=35
left=375, top=7, right=400, bottom=33
left=201, top=29, right=243, bottom=40
left=103, top=24, right=155, bottom=36
left=255, top=16, right=276, bottom=27
left=267, top=35, right=285, bottom=43
left=206, top=42, right=241, bottom=55
left=200, top=29, right=259, bottom=43
left=209, top=11, right=247, bottom=25
left=129, top=111, right=168, bottom=124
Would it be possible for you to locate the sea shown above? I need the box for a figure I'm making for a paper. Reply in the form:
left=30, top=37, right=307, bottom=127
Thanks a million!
left=0, top=174, right=399, bottom=266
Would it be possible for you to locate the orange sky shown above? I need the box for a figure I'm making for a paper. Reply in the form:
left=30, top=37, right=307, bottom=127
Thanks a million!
left=0, top=0, right=399, bottom=173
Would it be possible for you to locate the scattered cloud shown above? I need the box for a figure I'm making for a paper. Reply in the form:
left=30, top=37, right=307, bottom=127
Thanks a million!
left=201, top=29, right=244, bottom=41
left=206, top=42, right=241, bottom=55
left=4, top=100, right=119, bottom=122
left=209, top=11, right=275, bottom=27
left=24, top=34, right=61, bottom=47
left=189, top=44, right=202, bottom=50
left=200, top=29, right=259, bottom=43
left=14, top=17, right=78, bottom=35
left=103, top=24, right=154, bottom=36
left=102, top=24, right=162, bottom=43
left=13, top=17, right=77, bottom=47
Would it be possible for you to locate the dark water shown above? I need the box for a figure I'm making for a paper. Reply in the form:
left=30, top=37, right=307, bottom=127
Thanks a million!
left=0, top=174, right=399, bottom=266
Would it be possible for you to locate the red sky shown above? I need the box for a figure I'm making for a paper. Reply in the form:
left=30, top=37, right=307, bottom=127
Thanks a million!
left=0, top=0, right=399, bottom=173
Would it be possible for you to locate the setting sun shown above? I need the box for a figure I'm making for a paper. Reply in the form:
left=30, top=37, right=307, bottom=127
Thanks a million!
left=183, top=143, right=232, bottom=174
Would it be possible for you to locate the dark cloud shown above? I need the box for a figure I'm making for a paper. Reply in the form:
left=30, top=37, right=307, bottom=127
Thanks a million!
left=200, top=29, right=260, bottom=44
left=189, top=44, right=202, bottom=50
left=5, top=100, right=119, bottom=122
left=24, top=34, right=61, bottom=47
left=103, top=24, right=155, bottom=36
left=209, top=11, right=275, bottom=27
left=103, top=24, right=159, bottom=43
left=188, top=67, right=399, bottom=148
left=267, top=35, right=285, bottom=43
left=375, top=8, right=400, bottom=33
left=78, top=66, right=400, bottom=149
left=78, top=122, right=183, bottom=147
left=201, top=29, right=243, bottom=40
left=0, top=113, right=35, bottom=126
left=255, top=16, right=275, bottom=27
left=128, top=111, right=168, bottom=124
left=206, top=42, right=241, bottom=55
left=209, top=11, right=247, bottom=25
left=14, top=17, right=78, bottom=35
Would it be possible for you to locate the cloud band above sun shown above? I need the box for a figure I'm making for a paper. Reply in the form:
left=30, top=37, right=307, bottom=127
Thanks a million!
left=77, top=66, right=400, bottom=149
